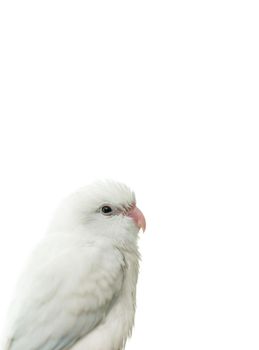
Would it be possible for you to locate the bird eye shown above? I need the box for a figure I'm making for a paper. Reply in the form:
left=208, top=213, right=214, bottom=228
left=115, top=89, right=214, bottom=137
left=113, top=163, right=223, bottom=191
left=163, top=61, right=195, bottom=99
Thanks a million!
left=101, top=205, right=113, bottom=215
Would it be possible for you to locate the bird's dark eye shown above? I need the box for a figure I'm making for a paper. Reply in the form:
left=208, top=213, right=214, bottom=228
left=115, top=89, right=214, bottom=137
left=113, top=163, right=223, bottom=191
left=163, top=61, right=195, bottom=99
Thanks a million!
left=101, top=205, right=113, bottom=215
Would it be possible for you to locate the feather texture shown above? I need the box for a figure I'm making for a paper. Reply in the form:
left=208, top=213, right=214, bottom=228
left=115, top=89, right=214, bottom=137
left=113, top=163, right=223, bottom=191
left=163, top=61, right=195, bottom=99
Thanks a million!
left=2, top=181, right=143, bottom=350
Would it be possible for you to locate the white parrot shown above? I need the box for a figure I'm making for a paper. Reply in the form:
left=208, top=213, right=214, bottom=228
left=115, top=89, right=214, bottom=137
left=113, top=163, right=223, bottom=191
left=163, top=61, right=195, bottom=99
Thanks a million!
left=2, top=180, right=146, bottom=350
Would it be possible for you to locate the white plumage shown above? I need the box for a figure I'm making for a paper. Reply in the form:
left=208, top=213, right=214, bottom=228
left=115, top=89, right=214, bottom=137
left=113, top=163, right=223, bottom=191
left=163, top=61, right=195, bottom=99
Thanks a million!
left=2, top=180, right=146, bottom=350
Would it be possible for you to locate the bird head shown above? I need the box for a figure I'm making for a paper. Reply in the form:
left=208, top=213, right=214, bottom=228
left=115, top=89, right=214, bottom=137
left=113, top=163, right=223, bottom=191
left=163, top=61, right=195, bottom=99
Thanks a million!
left=48, top=180, right=146, bottom=243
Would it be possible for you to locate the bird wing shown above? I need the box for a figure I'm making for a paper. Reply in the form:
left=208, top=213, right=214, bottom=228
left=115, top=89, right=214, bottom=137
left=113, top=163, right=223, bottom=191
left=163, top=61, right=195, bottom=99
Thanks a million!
left=4, top=239, right=125, bottom=350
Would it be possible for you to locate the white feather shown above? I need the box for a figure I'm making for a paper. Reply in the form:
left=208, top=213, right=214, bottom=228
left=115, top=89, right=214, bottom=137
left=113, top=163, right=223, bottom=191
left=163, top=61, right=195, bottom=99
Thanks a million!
left=2, top=181, right=142, bottom=350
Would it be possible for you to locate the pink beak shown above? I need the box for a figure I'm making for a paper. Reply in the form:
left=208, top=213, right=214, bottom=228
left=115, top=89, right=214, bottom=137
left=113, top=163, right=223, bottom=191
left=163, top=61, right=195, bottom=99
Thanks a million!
left=127, top=206, right=146, bottom=232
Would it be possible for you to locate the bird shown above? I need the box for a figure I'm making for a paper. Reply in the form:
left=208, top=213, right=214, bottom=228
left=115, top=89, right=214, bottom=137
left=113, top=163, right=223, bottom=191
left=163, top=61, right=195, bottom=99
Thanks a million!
left=2, top=180, right=146, bottom=350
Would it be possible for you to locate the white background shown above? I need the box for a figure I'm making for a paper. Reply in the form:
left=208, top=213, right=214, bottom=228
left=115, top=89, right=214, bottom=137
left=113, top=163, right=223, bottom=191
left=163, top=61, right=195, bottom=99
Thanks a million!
left=0, top=1, right=258, bottom=349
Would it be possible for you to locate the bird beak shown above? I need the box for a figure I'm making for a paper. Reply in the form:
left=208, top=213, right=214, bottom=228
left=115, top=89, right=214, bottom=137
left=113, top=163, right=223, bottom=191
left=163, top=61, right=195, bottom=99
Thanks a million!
left=127, top=206, right=146, bottom=232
